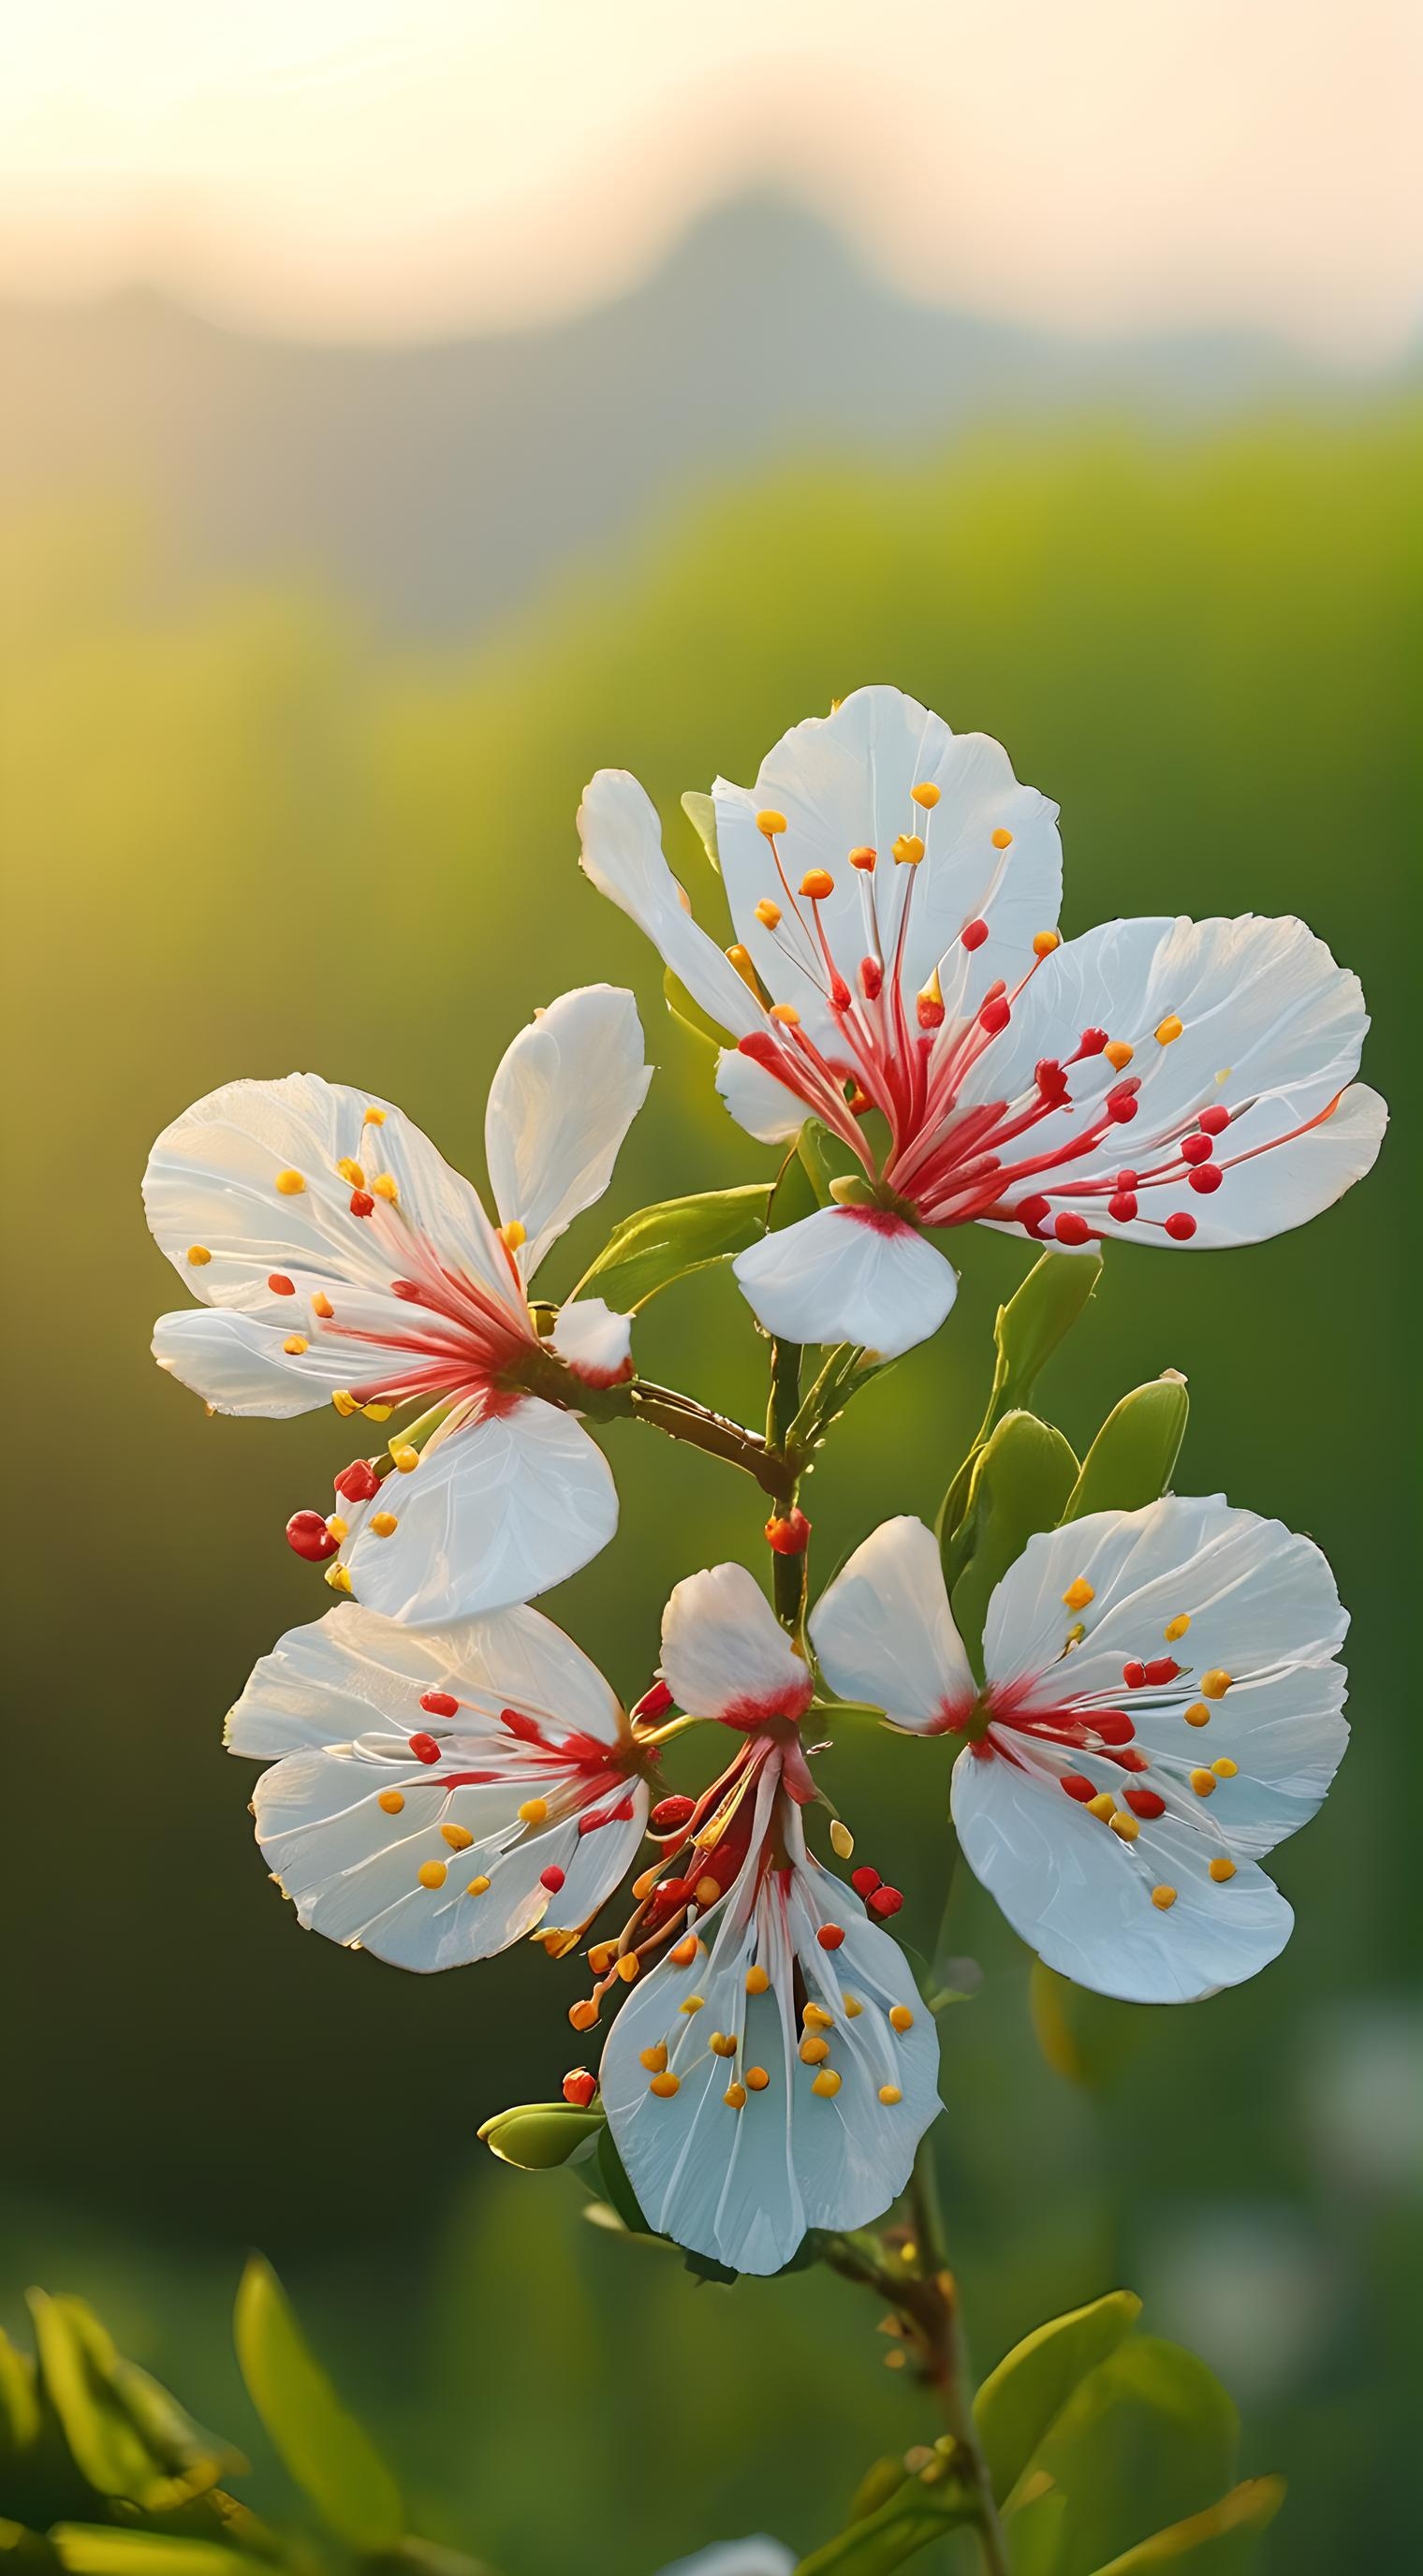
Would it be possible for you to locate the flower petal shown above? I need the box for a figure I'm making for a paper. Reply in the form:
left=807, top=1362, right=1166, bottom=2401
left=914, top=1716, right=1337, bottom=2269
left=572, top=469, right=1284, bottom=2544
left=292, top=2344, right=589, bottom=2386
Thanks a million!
left=713, top=684, right=1062, bottom=1014
left=344, top=1398, right=617, bottom=1623
left=655, top=2543, right=795, bottom=2576
left=484, top=985, right=651, bottom=1277
left=152, top=1305, right=356, bottom=1417
left=732, top=1205, right=957, bottom=1357
left=550, top=1296, right=634, bottom=1388
left=810, top=1515, right=976, bottom=1729
left=713, top=1045, right=807, bottom=1145
left=578, top=770, right=764, bottom=1040
left=660, top=1564, right=812, bottom=1724
left=951, top=1744, right=1294, bottom=2002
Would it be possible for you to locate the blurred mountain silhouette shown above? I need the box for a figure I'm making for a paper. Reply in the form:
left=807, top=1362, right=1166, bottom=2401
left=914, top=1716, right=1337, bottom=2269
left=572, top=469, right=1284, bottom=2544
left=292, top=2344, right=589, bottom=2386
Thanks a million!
left=2, top=193, right=1415, bottom=637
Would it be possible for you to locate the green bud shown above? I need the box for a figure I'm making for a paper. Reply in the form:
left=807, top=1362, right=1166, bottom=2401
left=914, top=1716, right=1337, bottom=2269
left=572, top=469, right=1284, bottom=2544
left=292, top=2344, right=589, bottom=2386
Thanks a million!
left=477, top=2103, right=604, bottom=2170
left=945, top=1409, right=1079, bottom=1664
left=1061, top=1371, right=1189, bottom=1522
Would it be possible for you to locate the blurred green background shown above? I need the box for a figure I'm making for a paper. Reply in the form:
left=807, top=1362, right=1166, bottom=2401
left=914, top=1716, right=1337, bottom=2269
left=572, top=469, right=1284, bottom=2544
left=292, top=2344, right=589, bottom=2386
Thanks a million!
left=4, top=310, right=1419, bottom=2570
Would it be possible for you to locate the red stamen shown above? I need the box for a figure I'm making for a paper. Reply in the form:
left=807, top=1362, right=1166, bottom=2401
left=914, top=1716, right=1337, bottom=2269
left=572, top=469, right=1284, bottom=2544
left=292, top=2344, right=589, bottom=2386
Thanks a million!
left=1143, top=1658, right=1181, bottom=1687
left=868, top=1884, right=903, bottom=1918
left=633, top=1679, right=674, bottom=1721
left=979, top=994, right=1011, bottom=1036
left=1108, top=1189, right=1138, bottom=1222
left=539, top=1866, right=566, bottom=1894
left=334, top=1458, right=381, bottom=1502
left=1165, top=1210, right=1197, bottom=1239
left=1124, top=1788, right=1166, bottom=1819
left=816, top=1923, right=845, bottom=1950
left=1061, top=1773, right=1096, bottom=1801
left=1074, top=1028, right=1109, bottom=1058
left=1053, top=1211, right=1093, bottom=1246
left=1091, top=1711, right=1137, bottom=1744
left=1181, top=1133, right=1213, bottom=1164
left=860, top=955, right=884, bottom=1001
left=651, top=1795, right=697, bottom=1832
left=349, top=1190, right=374, bottom=1217
left=268, top=1273, right=296, bottom=1295
left=286, top=1510, right=338, bottom=1561
left=850, top=1866, right=882, bottom=1897
left=419, top=1690, right=460, bottom=1718
left=408, top=1732, right=442, bottom=1764
left=1122, top=1661, right=1148, bottom=1689
left=1189, top=1164, right=1223, bottom=1193
left=961, top=918, right=990, bottom=950
left=562, top=2069, right=597, bottom=2108
left=1199, top=1105, right=1230, bottom=1134
left=1106, top=1084, right=1138, bottom=1123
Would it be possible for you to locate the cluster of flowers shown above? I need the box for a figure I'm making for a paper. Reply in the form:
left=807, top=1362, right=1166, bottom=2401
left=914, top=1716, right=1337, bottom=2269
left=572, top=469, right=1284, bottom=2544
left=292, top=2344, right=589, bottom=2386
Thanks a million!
left=144, top=688, right=1381, bottom=2279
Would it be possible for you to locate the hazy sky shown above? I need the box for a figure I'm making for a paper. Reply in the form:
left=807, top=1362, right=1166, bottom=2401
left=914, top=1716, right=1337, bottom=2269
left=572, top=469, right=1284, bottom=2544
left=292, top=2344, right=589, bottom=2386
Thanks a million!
left=2, top=0, right=1419, bottom=358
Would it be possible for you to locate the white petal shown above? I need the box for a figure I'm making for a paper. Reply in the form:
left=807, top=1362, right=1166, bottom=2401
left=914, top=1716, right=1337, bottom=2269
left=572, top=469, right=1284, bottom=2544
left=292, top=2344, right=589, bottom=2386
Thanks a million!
left=550, top=1296, right=634, bottom=1388
left=983, top=1497, right=1349, bottom=1857
left=732, top=1205, right=957, bottom=1358
left=713, top=684, right=1061, bottom=1014
left=152, top=1306, right=355, bottom=1417
left=226, top=1597, right=627, bottom=1759
left=344, top=1399, right=617, bottom=1623
left=713, top=1045, right=805, bottom=1145
left=951, top=1746, right=1294, bottom=2003
left=656, top=2544, right=795, bottom=2576
left=143, top=1070, right=510, bottom=1310
left=810, top=1516, right=976, bottom=1728
left=484, top=985, right=651, bottom=1276
left=577, top=770, right=763, bottom=1040
left=660, top=1564, right=812, bottom=1723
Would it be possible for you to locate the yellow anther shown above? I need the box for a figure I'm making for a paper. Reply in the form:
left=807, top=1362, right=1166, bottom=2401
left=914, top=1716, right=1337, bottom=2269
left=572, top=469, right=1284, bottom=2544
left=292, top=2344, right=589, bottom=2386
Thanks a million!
left=499, top=1220, right=526, bottom=1251
left=1209, top=1856, right=1237, bottom=1883
left=1151, top=1884, right=1178, bottom=1910
left=917, top=966, right=944, bottom=1011
left=1109, top=1811, right=1139, bottom=1840
left=724, top=2082, right=747, bottom=2109
left=326, top=1515, right=349, bottom=1542
left=362, top=1105, right=386, bottom=1126
left=911, top=782, right=940, bottom=810
left=892, top=832, right=925, bottom=867
left=745, top=2065, right=770, bottom=2091
left=311, top=1290, right=334, bottom=1320
left=746, top=1964, right=770, bottom=1995
left=377, top=1790, right=405, bottom=1815
left=1062, top=1577, right=1095, bottom=1612
left=1155, top=1015, right=1184, bottom=1046
left=441, top=1822, right=474, bottom=1851
left=370, top=1511, right=398, bottom=1538
left=770, top=1002, right=800, bottom=1024
left=1183, top=1702, right=1211, bottom=1727
left=800, top=868, right=835, bottom=900
left=843, top=1993, right=863, bottom=2017
left=812, top=2068, right=842, bottom=2098
left=756, top=809, right=787, bottom=837
left=332, top=1389, right=359, bottom=1416
left=888, top=2005, right=915, bottom=2032
left=1033, top=930, right=1061, bottom=958
left=800, top=2035, right=830, bottom=2065
left=755, top=897, right=782, bottom=929
left=1201, top=1668, right=1232, bottom=1699
left=324, top=1564, right=352, bottom=1595
left=848, top=844, right=877, bottom=871
left=670, top=1936, right=699, bottom=1967
left=371, top=1174, right=399, bottom=1204
left=632, top=1866, right=658, bottom=1900
left=363, top=1402, right=393, bottom=1423
left=617, top=1954, right=640, bottom=1983
left=1087, top=1792, right=1116, bottom=1822
left=649, top=2071, right=681, bottom=2099
left=830, top=1819, right=854, bottom=1858
left=391, top=1444, right=419, bottom=1472
left=709, top=2031, right=737, bottom=2057
left=418, top=1860, right=447, bottom=1891
left=679, top=1995, right=705, bottom=2016
left=884, top=2348, right=907, bottom=2370
left=1211, top=1757, right=1239, bottom=1778
left=275, top=1168, right=305, bottom=1194
left=639, top=2044, right=668, bottom=2072
left=335, top=1159, right=365, bottom=1187
left=567, top=1994, right=597, bottom=2027
left=518, top=1797, right=548, bottom=1825
left=693, top=1876, right=720, bottom=1908
left=1190, top=1768, right=1217, bottom=1798
left=283, top=1334, right=309, bottom=1355
left=878, top=2084, right=903, bottom=2105
left=1065, top=1621, right=1087, bottom=1647
left=588, top=1941, right=617, bottom=1976
left=990, top=827, right=1014, bottom=849
left=186, top=1245, right=212, bottom=1266
left=1104, top=1040, right=1135, bottom=1071
left=803, top=2002, right=834, bottom=2028
left=1164, top=1614, right=1191, bottom=1642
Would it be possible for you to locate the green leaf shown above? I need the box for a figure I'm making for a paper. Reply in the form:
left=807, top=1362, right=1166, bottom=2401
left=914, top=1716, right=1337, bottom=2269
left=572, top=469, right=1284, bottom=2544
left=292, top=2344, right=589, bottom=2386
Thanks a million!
left=1029, top=2336, right=1240, bottom=2576
left=975, top=2291, right=1142, bottom=2504
left=663, top=966, right=728, bottom=1049
left=574, top=1180, right=771, bottom=1310
left=1085, top=2478, right=1284, bottom=2573
left=0, top=2521, right=58, bottom=2575
left=26, top=2297, right=237, bottom=2514
left=232, top=2257, right=401, bottom=2552
left=946, top=1412, right=1080, bottom=1663
left=477, top=2101, right=604, bottom=2170
left=0, top=2335, right=41, bottom=2463
left=593, top=2130, right=653, bottom=2242
left=791, top=2465, right=974, bottom=2572
left=51, top=2537, right=266, bottom=2576
left=1061, top=1377, right=1189, bottom=1523
left=935, top=1251, right=1102, bottom=1547
left=680, top=789, right=720, bottom=872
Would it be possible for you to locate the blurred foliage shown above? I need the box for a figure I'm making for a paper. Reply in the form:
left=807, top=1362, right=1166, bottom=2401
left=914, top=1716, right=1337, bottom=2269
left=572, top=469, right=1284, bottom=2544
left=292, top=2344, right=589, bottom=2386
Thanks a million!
left=2, top=403, right=1418, bottom=2575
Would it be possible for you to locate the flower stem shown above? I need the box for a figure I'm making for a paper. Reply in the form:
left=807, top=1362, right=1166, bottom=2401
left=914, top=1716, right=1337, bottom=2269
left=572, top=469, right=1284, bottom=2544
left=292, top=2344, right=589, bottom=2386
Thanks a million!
left=766, top=1337, right=808, bottom=1634
left=905, top=2139, right=1012, bottom=2576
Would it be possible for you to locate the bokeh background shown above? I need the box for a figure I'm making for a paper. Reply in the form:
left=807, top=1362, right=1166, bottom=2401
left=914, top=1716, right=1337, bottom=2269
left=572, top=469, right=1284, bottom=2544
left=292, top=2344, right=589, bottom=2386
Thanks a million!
left=3, top=7, right=1419, bottom=2571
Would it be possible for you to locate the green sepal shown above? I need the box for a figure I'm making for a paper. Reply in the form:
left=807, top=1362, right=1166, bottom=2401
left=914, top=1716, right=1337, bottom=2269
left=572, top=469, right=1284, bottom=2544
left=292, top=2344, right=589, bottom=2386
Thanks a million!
left=1060, top=1375, right=1189, bottom=1523
left=24, top=2297, right=240, bottom=2516
left=663, top=966, right=728, bottom=1050
left=681, top=790, right=720, bottom=872
left=1027, top=2335, right=1240, bottom=2576
left=477, top=2101, right=605, bottom=2170
left=574, top=1180, right=772, bottom=1311
left=232, top=2257, right=402, bottom=2553
left=935, top=1251, right=1101, bottom=1548
left=1083, top=2476, right=1284, bottom=2572
left=844, top=2459, right=910, bottom=2525
left=49, top=2539, right=267, bottom=2576
left=593, top=2130, right=653, bottom=2241
left=790, top=2466, right=974, bottom=2572
left=973, top=2290, right=1142, bottom=2503
left=946, top=1411, right=1080, bottom=1667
